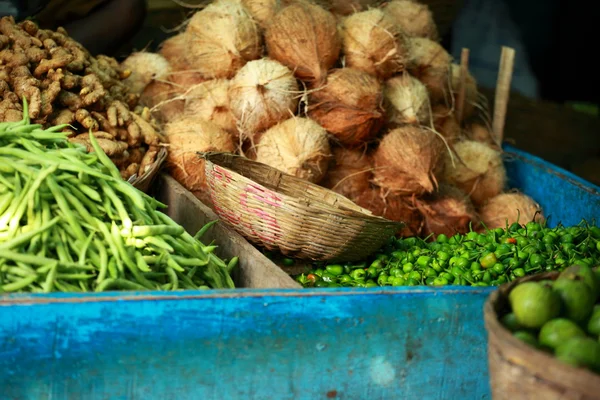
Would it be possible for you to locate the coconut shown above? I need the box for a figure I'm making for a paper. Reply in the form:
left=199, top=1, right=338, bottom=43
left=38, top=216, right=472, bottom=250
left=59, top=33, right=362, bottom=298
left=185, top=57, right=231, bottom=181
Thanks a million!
left=229, top=58, right=300, bottom=139
left=159, top=33, right=191, bottom=71
left=165, top=116, right=236, bottom=192
left=372, top=126, right=444, bottom=196
left=416, top=184, right=479, bottom=238
left=383, top=0, right=438, bottom=40
left=479, top=192, right=543, bottom=229
left=265, top=2, right=340, bottom=83
left=240, top=0, right=281, bottom=28
left=255, top=117, right=331, bottom=183
left=353, top=188, right=423, bottom=237
left=120, top=52, right=171, bottom=95
left=408, top=37, right=451, bottom=103
left=384, top=72, right=431, bottom=126
left=184, top=79, right=238, bottom=136
left=466, top=122, right=498, bottom=149
left=442, top=140, right=506, bottom=206
left=139, top=80, right=184, bottom=123
left=307, top=68, right=384, bottom=146
left=340, top=9, right=409, bottom=80
left=320, top=146, right=372, bottom=199
left=185, top=0, right=262, bottom=79
left=450, top=63, right=478, bottom=122
left=432, top=105, right=462, bottom=142
left=168, top=70, right=207, bottom=89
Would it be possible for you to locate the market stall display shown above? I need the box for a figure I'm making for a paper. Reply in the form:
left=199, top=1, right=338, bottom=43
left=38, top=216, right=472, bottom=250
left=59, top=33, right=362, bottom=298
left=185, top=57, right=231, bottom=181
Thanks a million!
left=0, top=106, right=235, bottom=292
left=484, top=268, right=600, bottom=399
left=0, top=16, right=165, bottom=188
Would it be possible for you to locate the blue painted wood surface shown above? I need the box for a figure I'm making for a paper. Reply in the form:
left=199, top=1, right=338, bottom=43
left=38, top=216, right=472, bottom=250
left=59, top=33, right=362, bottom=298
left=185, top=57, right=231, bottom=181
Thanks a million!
left=0, top=147, right=598, bottom=400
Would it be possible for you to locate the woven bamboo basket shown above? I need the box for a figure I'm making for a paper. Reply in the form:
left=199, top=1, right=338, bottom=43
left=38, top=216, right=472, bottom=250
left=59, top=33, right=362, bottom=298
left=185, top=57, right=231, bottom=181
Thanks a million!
left=484, top=272, right=600, bottom=400
left=128, top=146, right=168, bottom=193
left=201, top=152, right=404, bottom=262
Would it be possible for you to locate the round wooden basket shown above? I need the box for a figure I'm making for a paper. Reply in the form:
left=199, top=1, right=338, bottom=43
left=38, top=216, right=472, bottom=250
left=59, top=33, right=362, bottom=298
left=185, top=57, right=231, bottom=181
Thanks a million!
left=201, top=152, right=404, bottom=262
left=129, top=146, right=168, bottom=193
left=484, top=272, right=600, bottom=400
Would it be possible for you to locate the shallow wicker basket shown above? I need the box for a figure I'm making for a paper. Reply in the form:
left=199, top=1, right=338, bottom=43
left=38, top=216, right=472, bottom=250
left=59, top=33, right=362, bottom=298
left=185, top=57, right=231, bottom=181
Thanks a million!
left=484, top=272, right=600, bottom=400
left=128, top=146, right=168, bottom=193
left=201, top=152, right=404, bottom=262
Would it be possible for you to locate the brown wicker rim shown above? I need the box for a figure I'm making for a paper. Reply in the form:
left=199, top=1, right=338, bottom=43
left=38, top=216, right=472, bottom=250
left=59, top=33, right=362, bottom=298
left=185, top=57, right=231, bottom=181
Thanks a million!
left=129, top=146, right=168, bottom=193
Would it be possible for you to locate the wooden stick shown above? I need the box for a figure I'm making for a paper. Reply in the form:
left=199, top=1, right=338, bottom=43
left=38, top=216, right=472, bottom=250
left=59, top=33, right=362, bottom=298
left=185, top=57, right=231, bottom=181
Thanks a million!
left=455, top=48, right=470, bottom=123
left=492, top=46, right=516, bottom=145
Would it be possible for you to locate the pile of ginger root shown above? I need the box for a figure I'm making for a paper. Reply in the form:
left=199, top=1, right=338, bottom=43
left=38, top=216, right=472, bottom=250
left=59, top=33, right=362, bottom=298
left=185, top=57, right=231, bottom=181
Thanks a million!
left=0, top=16, right=164, bottom=182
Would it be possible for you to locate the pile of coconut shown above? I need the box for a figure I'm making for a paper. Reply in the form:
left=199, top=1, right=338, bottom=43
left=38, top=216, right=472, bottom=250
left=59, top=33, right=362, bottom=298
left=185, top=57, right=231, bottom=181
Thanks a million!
left=121, top=0, right=544, bottom=238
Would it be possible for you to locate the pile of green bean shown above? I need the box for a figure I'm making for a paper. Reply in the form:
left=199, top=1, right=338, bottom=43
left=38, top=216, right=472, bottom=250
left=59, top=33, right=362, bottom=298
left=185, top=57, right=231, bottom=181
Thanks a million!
left=0, top=103, right=236, bottom=293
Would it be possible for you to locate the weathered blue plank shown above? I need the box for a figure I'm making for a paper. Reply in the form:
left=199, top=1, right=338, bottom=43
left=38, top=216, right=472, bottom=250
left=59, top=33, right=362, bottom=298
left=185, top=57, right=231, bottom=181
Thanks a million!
left=504, top=145, right=600, bottom=226
left=0, top=147, right=598, bottom=400
left=0, top=287, right=493, bottom=400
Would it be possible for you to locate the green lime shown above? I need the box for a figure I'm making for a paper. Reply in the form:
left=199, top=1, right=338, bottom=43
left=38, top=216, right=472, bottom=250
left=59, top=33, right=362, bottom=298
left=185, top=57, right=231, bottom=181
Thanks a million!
left=513, top=331, right=539, bottom=348
left=501, top=312, right=524, bottom=332
left=509, top=282, right=561, bottom=329
left=558, top=264, right=600, bottom=301
left=555, top=337, right=600, bottom=371
left=552, top=279, right=595, bottom=324
left=538, top=318, right=586, bottom=349
left=587, top=307, right=600, bottom=336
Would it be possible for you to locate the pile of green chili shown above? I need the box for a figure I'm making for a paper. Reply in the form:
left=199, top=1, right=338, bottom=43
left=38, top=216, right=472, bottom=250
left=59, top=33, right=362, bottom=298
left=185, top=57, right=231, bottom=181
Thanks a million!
left=295, top=221, right=600, bottom=288
left=0, top=103, right=236, bottom=293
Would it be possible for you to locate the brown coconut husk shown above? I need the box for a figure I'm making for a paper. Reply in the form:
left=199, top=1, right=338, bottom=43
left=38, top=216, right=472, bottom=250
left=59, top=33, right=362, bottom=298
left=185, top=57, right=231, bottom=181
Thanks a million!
left=255, top=116, right=331, bottom=183
left=228, top=58, right=300, bottom=139
left=139, top=80, right=184, bottom=123
left=372, top=125, right=445, bottom=196
left=185, top=0, right=263, bottom=79
left=353, top=188, right=423, bottom=237
left=408, top=37, right=451, bottom=103
left=320, top=145, right=373, bottom=199
left=416, top=183, right=480, bottom=238
left=240, top=0, right=281, bottom=28
left=384, top=72, right=431, bottom=126
left=450, top=63, right=479, bottom=122
left=120, top=52, right=171, bottom=96
left=165, top=116, right=236, bottom=192
left=168, top=70, right=207, bottom=89
left=442, top=139, right=506, bottom=206
left=184, top=79, right=238, bottom=137
left=433, top=105, right=462, bottom=142
left=265, top=2, right=341, bottom=84
left=340, top=9, right=409, bottom=80
left=382, top=0, right=438, bottom=40
left=159, top=33, right=191, bottom=71
left=479, top=192, right=544, bottom=229
left=466, top=122, right=499, bottom=149
left=307, top=68, right=384, bottom=147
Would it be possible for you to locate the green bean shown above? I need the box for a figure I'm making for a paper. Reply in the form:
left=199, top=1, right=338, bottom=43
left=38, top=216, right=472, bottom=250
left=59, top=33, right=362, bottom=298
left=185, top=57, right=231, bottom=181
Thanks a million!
left=63, top=181, right=101, bottom=215
left=110, top=222, right=154, bottom=289
left=78, top=232, right=95, bottom=266
left=87, top=132, right=122, bottom=180
left=5, top=267, right=34, bottom=277
left=165, top=266, right=178, bottom=290
left=46, top=175, right=86, bottom=241
left=56, top=274, right=94, bottom=280
left=1, top=274, right=37, bottom=292
left=107, top=257, right=118, bottom=279
left=135, top=252, right=151, bottom=273
left=126, top=225, right=184, bottom=238
left=0, top=192, right=13, bottom=216
left=95, top=278, right=149, bottom=292
left=194, top=220, right=218, bottom=240
left=0, top=217, right=59, bottom=251
left=227, top=257, right=239, bottom=274
left=95, top=239, right=109, bottom=284
left=42, top=262, right=57, bottom=293
left=99, top=181, right=132, bottom=230
left=93, top=218, right=124, bottom=275
left=144, top=236, right=174, bottom=253
left=166, top=255, right=185, bottom=273
left=54, top=280, right=81, bottom=292
left=177, top=271, right=198, bottom=289
left=171, top=255, right=208, bottom=267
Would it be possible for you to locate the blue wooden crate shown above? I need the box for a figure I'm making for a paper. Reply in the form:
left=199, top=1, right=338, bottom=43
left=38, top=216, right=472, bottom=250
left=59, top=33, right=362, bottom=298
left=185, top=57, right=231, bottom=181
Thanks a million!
left=0, top=146, right=598, bottom=400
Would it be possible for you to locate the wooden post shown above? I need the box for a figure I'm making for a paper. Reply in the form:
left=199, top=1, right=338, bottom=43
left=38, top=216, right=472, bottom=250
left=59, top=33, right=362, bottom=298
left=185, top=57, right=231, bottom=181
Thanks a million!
left=492, top=46, right=516, bottom=145
left=456, top=48, right=470, bottom=123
